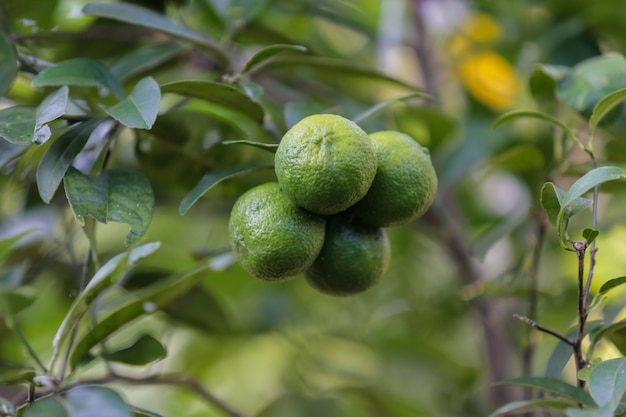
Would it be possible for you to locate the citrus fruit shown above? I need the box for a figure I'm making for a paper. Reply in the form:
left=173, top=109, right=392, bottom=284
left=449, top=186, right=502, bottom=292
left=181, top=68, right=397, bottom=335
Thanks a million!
left=349, top=131, right=437, bottom=227
left=274, top=114, right=377, bottom=215
left=228, top=182, right=326, bottom=281
left=305, top=214, right=390, bottom=297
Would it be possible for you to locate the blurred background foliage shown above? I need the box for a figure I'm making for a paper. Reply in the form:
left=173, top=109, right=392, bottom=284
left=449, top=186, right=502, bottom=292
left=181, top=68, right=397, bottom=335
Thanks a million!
left=2, top=0, right=626, bottom=416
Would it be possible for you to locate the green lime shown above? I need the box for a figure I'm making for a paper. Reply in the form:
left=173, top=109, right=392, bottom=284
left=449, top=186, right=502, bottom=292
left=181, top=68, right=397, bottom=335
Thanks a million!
left=305, top=214, right=390, bottom=296
left=349, top=131, right=437, bottom=227
left=228, top=182, right=326, bottom=281
left=274, top=114, right=377, bottom=215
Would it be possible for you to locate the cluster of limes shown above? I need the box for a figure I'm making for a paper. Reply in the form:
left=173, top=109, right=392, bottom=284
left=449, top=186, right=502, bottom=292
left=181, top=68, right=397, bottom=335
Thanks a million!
left=228, top=114, right=438, bottom=297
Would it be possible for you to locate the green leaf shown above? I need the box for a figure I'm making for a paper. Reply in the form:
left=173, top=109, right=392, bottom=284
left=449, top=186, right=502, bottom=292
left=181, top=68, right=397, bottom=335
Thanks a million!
left=105, top=77, right=160, bottom=129
left=540, top=182, right=564, bottom=226
left=599, top=276, right=626, bottom=295
left=0, top=231, right=32, bottom=266
left=179, top=163, right=272, bottom=215
left=493, top=110, right=586, bottom=152
left=558, top=53, right=626, bottom=118
left=131, top=406, right=164, bottom=417
left=69, top=264, right=211, bottom=370
left=161, top=80, right=264, bottom=123
left=0, top=107, right=36, bottom=145
left=110, top=43, right=185, bottom=82
left=162, top=285, right=230, bottom=333
left=588, top=358, right=626, bottom=407
left=36, top=119, right=101, bottom=203
left=23, top=396, right=68, bottom=417
left=590, top=320, right=626, bottom=356
left=241, top=44, right=307, bottom=75
left=82, top=2, right=227, bottom=64
left=0, top=139, right=27, bottom=169
left=102, top=334, right=166, bottom=366
left=0, top=369, right=36, bottom=385
left=488, top=399, right=577, bottom=417
left=161, top=80, right=265, bottom=138
left=563, top=166, right=626, bottom=206
left=51, top=242, right=160, bottom=360
left=33, top=58, right=125, bottom=99
left=583, top=228, right=599, bottom=244
left=66, top=386, right=132, bottom=417
left=222, top=140, right=278, bottom=152
left=36, top=86, right=69, bottom=128
left=0, top=289, right=35, bottom=318
left=351, top=92, right=431, bottom=124
left=0, top=31, right=18, bottom=97
left=63, top=168, right=155, bottom=245
left=589, top=87, right=626, bottom=146
left=495, top=377, right=597, bottom=408
left=262, top=55, right=420, bottom=90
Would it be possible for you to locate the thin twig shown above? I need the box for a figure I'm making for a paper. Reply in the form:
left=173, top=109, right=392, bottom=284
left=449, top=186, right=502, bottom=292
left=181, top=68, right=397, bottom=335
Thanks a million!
left=67, top=373, right=245, bottom=417
left=56, top=248, right=94, bottom=382
left=573, top=241, right=588, bottom=388
left=522, top=216, right=547, bottom=378
left=513, top=314, right=573, bottom=346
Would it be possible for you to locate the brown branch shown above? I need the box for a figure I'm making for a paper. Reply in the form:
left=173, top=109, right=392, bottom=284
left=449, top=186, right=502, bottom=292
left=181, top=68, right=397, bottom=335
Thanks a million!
left=423, top=202, right=515, bottom=407
left=66, top=373, right=245, bottom=417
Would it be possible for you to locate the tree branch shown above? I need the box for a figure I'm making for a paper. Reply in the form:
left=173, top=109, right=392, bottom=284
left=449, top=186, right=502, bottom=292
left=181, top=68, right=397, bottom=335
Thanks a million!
left=67, top=373, right=245, bottom=417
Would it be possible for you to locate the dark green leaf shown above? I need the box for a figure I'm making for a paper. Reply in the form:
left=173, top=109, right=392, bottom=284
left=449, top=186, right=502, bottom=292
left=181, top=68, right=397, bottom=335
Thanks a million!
left=105, top=77, right=160, bottom=129
left=66, top=386, right=132, bottom=417
left=0, top=231, right=32, bottom=265
left=36, top=119, right=101, bottom=203
left=36, top=86, right=69, bottom=128
left=161, top=80, right=265, bottom=138
left=32, top=58, right=125, bottom=99
left=488, top=399, right=577, bottom=417
left=599, top=276, right=626, bottom=295
left=179, top=163, right=272, bottom=215
left=69, top=264, right=211, bottom=370
left=64, top=168, right=155, bottom=245
left=161, top=80, right=264, bottom=123
left=241, top=44, right=307, bottom=75
left=51, top=242, right=160, bottom=369
left=0, top=289, right=35, bottom=317
left=110, top=43, right=186, bottom=82
left=485, top=145, right=545, bottom=173
left=23, top=397, right=68, bottom=417
left=0, top=369, right=35, bottom=385
left=82, top=2, right=227, bottom=64
left=583, top=228, right=599, bottom=244
left=222, top=140, right=278, bottom=152
left=102, top=334, right=166, bottom=366
left=162, top=285, right=230, bottom=333
left=351, top=92, right=431, bottom=124
left=262, top=56, right=419, bottom=90
left=495, top=377, right=597, bottom=407
left=591, top=321, right=626, bottom=356
left=0, top=107, right=36, bottom=145
left=0, top=31, right=17, bottom=97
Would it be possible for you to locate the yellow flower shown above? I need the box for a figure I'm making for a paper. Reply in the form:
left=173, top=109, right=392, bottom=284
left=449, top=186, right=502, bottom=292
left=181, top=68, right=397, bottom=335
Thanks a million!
left=456, top=50, right=521, bottom=111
